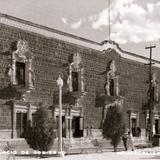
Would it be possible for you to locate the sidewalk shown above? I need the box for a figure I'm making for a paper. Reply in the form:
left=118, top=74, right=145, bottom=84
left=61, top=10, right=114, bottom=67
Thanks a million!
left=15, top=151, right=157, bottom=160
left=1, top=147, right=160, bottom=160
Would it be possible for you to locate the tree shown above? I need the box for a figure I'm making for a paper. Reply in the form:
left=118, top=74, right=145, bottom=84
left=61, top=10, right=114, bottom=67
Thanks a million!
left=25, top=106, right=56, bottom=157
left=102, top=106, right=125, bottom=152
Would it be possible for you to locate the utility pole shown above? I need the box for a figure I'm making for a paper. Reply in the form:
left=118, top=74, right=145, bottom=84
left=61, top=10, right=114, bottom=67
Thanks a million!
left=145, top=45, right=156, bottom=141
left=108, top=0, right=110, bottom=41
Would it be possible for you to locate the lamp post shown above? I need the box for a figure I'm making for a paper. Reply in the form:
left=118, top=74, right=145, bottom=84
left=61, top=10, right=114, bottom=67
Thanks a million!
left=56, top=76, right=64, bottom=157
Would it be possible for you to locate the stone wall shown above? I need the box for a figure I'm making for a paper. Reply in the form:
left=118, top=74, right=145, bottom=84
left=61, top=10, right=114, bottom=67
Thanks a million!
left=0, top=100, right=12, bottom=138
left=0, top=23, right=160, bottom=134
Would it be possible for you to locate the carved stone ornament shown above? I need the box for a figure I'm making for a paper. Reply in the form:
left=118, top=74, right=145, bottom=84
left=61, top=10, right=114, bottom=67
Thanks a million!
left=110, top=60, right=116, bottom=76
left=67, top=53, right=85, bottom=94
left=73, top=53, right=81, bottom=68
left=151, top=72, right=159, bottom=102
left=28, top=61, right=35, bottom=90
left=67, top=53, right=82, bottom=92
left=151, top=73, right=157, bottom=87
left=9, top=39, right=35, bottom=90
left=80, top=68, right=85, bottom=93
left=105, top=60, right=119, bottom=96
left=67, top=62, right=73, bottom=92
left=15, top=40, right=29, bottom=59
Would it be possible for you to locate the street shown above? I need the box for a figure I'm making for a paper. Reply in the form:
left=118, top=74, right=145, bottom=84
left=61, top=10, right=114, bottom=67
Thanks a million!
left=1, top=147, right=160, bottom=160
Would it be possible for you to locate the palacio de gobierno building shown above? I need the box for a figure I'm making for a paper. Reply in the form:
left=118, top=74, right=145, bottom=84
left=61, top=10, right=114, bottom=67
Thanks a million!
left=0, top=13, right=160, bottom=142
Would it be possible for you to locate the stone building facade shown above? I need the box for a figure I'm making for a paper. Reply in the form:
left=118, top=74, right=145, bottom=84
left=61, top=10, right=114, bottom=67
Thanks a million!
left=0, top=13, right=160, bottom=140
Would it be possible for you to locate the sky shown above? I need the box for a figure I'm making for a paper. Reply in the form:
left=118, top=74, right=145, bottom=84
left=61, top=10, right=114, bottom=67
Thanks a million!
left=0, top=0, right=159, bottom=60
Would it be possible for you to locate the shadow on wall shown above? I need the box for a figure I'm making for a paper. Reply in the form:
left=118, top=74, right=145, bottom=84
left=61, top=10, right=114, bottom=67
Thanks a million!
left=1, top=40, right=17, bottom=55
left=53, top=91, right=77, bottom=106
left=95, top=92, right=105, bottom=108
left=0, top=85, right=22, bottom=100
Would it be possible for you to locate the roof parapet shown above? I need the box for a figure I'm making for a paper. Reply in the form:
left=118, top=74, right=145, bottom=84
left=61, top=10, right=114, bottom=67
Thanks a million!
left=101, top=40, right=123, bottom=56
left=0, top=13, right=160, bottom=68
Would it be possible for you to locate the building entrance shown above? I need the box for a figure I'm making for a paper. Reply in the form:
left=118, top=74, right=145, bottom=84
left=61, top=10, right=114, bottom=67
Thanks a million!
left=56, top=116, right=66, bottom=137
left=131, top=118, right=137, bottom=137
left=16, top=112, right=27, bottom=138
left=54, top=107, right=84, bottom=139
left=155, top=119, right=159, bottom=134
left=72, top=116, right=83, bottom=138
left=62, top=116, right=66, bottom=137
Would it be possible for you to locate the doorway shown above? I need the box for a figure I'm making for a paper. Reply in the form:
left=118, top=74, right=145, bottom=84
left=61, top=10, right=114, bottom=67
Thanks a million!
left=131, top=118, right=137, bottom=137
left=72, top=116, right=83, bottom=138
left=155, top=119, right=159, bottom=134
left=56, top=116, right=66, bottom=138
left=62, top=116, right=66, bottom=137
left=16, top=112, right=27, bottom=138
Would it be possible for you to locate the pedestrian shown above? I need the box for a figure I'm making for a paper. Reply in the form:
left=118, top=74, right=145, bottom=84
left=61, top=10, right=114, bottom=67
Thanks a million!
left=136, top=127, right=141, bottom=137
left=127, top=131, right=135, bottom=151
left=122, top=133, right=128, bottom=151
left=89, top=125, right=93, bottom=139
left=86, top=126, right=89, bottom=138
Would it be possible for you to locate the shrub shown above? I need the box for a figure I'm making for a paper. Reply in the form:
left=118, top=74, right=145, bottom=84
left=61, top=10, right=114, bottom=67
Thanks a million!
left=25, top=106, right=56, bottom=157
left=102, top=106, right=125, bottom=152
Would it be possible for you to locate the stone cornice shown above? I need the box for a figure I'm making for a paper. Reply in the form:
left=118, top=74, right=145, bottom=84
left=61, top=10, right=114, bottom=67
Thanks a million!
left=0, top=13, right=160, bottom=68
left=0, top=13, right=101, bottom=51
left=102, top=40, right=160, bottom=68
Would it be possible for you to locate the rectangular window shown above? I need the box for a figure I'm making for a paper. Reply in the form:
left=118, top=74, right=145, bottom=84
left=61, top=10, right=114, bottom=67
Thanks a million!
left=151, top=86, right=155, bottom=101
left=110, top=79, right=114, bottom=96
left=16, top=62, right=25, bottom=85
left=72, top=72, right=78, bottom=91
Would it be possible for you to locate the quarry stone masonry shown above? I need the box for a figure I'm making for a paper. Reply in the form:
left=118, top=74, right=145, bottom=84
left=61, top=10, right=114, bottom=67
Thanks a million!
left=0, top=13, right=160, bottom=140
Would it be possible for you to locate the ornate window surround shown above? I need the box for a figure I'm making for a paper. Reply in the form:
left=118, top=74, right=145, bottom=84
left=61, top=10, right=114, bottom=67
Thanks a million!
left=67, top=53, right=85, bottom=93
left=8, top=40, right=35, bottom=90
left=151, top=72, right=159, bottom=102
left=104, top=60, right=119, bottom=96
left=129, top=112, right=139, bottom=127
left=12, top=102, right=38, bottom=138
